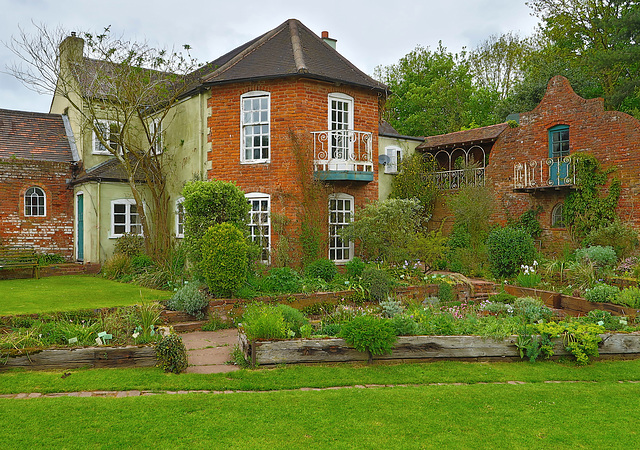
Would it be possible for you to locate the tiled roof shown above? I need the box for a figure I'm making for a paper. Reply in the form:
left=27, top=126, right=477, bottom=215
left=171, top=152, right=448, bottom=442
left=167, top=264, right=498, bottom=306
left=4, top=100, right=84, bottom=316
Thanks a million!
left=198, top=19, right=387, bottom=92
left=0, top=109, right=74, bottom=162
left=71, top=157, right=147, bottom=185
left=416, top=123, right=510, bottom=151
left=378, top=121, right=424, bottom=141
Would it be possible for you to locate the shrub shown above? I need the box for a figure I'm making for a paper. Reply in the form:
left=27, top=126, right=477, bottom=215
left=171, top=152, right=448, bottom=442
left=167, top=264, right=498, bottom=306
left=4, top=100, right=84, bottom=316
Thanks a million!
left=486, top=226, right=536, bottom=278
left=437, top=282, right=455, bottom=303
left=513, top=297, right=552, bottom=323
left=615, top=287, right=640, bottom=308
left=345, top=257, right=365, bottom=279
left=584, top=283, right=620, bottom=304
left=102, top=253, right=132, bottom=279
left=584, top=219, right=639, bottom=259
left=275, top=304, right=308, bottom=337
left=167, top=282, right=209, bottom=319
left=182, top=180, right=250, bottom=270
left=340, top=315, right=397, bottom=363
left=155, top=333, right=188, bottom=374
left=201, top=313, right=233, bottom=331
left=241, top=303, right=289, bottom=341
left=200, top=223, right=249, bottom=297
left=390, top=314, right=421, bottom=336
left=361, top=266, right=394, bottom=302
left=131, top=254, right=155, bottom=273
left=583, top=310, right=627, bottom=331
left=379, top=298, right=404, bottom=318
left=304, top=259, right=337, bottom=282
left=320, top=323, right=341, bottom=336
left=36, top=253, right=66, bottom=266
left=340, top=198, right=423, bottom=264
left=114, top=233, right=145, bottom=257
left=491, top=291, right=517, bottom=304
left=262, top=267, right=302, bottom=293
left=575, top=245, right=617, bottom=268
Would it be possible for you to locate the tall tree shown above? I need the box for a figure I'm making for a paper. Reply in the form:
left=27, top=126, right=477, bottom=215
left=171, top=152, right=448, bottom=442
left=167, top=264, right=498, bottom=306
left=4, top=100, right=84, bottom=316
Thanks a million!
left=6, top=25, right=200, bottom=262
left=375, top=43, right=499, bottom=137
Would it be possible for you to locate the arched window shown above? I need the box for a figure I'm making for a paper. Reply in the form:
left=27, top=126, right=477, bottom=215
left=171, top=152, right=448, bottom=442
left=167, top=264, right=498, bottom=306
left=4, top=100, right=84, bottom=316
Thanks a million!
left=328, top=193, right=354, bottom=262
left=551, top=203, right=565, bottom=228
left=25, top=187, right=46, bottom=216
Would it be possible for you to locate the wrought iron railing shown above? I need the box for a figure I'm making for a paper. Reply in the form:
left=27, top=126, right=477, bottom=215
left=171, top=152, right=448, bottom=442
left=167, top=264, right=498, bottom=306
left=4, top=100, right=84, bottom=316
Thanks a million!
left=513, top=156, right=575, bottom=189
left=430, top=167, right=485, bottom=190
left=312, top=130, right=373, bottom=172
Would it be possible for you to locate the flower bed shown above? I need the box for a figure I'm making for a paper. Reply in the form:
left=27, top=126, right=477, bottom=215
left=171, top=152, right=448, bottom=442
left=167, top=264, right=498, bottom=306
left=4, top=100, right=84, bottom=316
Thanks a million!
left=239, top=332, right=640, bottom=366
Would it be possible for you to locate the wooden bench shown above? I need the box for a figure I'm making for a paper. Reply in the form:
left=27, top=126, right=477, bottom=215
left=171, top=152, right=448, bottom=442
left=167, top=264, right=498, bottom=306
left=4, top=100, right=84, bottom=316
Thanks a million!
left=0, top=247, right=40, bottom=279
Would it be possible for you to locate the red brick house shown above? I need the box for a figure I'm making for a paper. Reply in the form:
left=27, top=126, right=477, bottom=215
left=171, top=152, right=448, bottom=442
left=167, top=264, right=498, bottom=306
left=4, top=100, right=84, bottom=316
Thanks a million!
left=0, top=109, right=77, bottom=257
left=198, top=19, right=386, bottom=264
left=420, top=76, right=640, bottom=252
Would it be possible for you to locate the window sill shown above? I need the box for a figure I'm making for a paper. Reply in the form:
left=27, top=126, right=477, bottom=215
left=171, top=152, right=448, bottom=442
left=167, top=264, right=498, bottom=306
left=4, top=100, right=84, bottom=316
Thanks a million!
left=240, top=160, right=270, bottom=165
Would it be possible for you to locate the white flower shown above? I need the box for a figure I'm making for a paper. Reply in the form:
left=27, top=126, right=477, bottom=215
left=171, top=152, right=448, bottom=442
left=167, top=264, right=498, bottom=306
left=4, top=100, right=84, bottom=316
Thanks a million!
left=597, top=321, right=604, bottom=326
left=132, top=332, right=140, bottom=339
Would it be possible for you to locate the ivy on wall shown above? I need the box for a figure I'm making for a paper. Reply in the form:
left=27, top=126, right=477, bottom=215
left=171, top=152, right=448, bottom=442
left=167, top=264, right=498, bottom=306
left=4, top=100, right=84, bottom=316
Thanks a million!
left=565, top=153, right=621, bottom=239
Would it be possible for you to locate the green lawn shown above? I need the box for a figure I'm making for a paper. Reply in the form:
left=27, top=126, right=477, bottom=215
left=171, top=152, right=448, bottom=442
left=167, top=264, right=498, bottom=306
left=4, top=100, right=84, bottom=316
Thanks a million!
left=0, top=275, right=172, bottom=315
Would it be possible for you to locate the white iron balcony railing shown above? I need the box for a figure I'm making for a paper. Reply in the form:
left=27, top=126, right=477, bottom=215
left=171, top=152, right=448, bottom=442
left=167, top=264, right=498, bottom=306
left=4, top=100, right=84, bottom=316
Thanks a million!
left=431, top=167, right=485, bottom=190
left=312, top=130, right=373, bottom=173
left=514, top=156, right=576, bottom=190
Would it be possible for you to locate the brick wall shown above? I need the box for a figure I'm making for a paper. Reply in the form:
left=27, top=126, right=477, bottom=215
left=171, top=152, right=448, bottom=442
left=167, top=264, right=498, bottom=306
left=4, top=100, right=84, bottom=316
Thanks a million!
left=0, top=158, right=74, bottom=258
left=207, top=77, right=380, bottom=263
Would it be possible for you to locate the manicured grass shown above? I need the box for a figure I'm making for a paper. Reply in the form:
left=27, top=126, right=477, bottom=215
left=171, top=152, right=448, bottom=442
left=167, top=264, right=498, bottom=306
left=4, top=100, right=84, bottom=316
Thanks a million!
left=1, top=382, right=640, bottom=448
left=3, top=359, right=640, bottom=394
left=0, top=275, right=172, bottom=315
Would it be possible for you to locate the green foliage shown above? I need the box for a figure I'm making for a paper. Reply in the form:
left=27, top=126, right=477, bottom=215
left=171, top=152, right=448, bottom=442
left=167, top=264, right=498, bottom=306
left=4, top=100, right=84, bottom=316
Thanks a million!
left=345, top=257, right=365, bottom=279
left=241, top=303, right=289, bottom=341
left=131, top=254, right=154, bottom=273
left=200, top=223, right=249, bottom=297
left=114, top=233, right=145, bottom=257
left=513, top=297, right=552, bottom=323
left=390, top=314, right=421, bottom=336
left=375, top=43, right=499, bottom=137
left=201, top=313, right=233, bottom=331
left=565, top=153, right=621, bottom=239
left=491, top=291, right=517, bottom=304
left=614, top=287, right=640, bottom=309
left=409, top=223, right=449, bottom=273
left=340, top=198, right=422, bottom=264
left=166, top=282, right=209, bottom=319
left=575, top=245, right=617, bottom=268
left=584, top=219, right=639, bottom=259
left=513, top=207, right=543, bottom=239
left=275, top=304, right=309, bottom=337
left=536, top=321, right=604, bottom=365
left=584, top=283, right=620, bottom=304
left=388, top=153, right=439, bottom=217
left=181, top=180, right=249, bottom=268
left=361, top=266, right=395, bottom=302
left=36, top=253, right=66, bottom=266
left=583, top=310, right=627, bottom=331
left=262, top=267, right=302, bottom=294
left=340, top=315, right=397, bottom=362
left=304, top=259, right=337, bottom=283
left=486, top=226, right=536, bottom=278
left=379, top=298, right=404, bottom=318
left=437, top=282, right=455, bottom=303
left=101, top=253, right=132, bottom=280
left=155, top=333, right=188, bottom=374
left=446, top=183, right=494, bottom=250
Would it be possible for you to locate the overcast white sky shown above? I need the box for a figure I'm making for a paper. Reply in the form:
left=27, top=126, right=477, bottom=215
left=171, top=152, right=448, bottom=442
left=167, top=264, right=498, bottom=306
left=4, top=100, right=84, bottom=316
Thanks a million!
left=0, top=0, right=540, bottom=113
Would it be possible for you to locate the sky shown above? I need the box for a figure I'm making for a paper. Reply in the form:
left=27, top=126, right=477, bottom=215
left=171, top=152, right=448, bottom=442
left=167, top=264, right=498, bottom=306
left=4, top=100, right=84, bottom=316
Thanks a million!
left=0, top=0, right=540, bottom=113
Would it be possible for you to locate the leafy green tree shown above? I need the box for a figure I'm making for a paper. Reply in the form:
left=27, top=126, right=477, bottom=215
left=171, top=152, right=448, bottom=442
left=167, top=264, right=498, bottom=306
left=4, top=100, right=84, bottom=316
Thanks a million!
left=340, top=198, right=422, bottom=265
left=389, top=152, right=439, bottom=218
left=375, top=43, right=499, bottom=136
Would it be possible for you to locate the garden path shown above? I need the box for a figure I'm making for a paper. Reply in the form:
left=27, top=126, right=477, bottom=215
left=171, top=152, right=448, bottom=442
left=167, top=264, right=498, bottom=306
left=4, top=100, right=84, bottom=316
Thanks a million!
left=180, top=328, right=240, bottom=374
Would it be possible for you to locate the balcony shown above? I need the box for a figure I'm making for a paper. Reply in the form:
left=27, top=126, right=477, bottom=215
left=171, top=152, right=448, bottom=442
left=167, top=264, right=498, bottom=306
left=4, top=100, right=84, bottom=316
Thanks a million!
left=431, top=167, right=485, bottom=190
left=312, top=130, right=373, bottom=182
left=513, top=157, right=576, bottom=192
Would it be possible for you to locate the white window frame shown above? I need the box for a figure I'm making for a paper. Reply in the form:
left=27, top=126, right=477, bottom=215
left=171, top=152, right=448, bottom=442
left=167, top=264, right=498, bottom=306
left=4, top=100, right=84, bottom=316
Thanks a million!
left=328, top=93, right=354, bottom=162
left=149, top=118, right=163, bottom=155
left=328, top=193, right=354, bottom=263
left=246, top=192, right=271, bottom=263
left=93, top=120, right=122, bottom=155
left=175, top=197, right=185, bottom=238
left=384, top=146, right=403, bottom=174
left=24, top=186, right=46, bottom=217
left=110, top=199, right=143, bottom=238
left=240, top=91, right=270, bottom=164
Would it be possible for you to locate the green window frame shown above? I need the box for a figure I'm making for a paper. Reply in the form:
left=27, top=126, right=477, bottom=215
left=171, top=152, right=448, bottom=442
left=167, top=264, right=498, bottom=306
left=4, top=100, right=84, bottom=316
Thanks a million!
left=549, top=125, right=570, bottom=159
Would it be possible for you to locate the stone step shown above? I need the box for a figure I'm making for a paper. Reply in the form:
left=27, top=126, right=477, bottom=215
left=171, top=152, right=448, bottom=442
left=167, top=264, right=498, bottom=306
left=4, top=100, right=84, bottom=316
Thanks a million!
left=172, top=321, right=205, bottom=333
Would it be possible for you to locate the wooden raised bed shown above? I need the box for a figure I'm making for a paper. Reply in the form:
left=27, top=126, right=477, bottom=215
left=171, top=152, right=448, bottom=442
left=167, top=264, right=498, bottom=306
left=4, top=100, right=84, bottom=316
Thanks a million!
left=503, top=285, right=640, bottom=317
left=239, top=332, right=640, bottom=366
left=0, top=345, right=156, bottom=371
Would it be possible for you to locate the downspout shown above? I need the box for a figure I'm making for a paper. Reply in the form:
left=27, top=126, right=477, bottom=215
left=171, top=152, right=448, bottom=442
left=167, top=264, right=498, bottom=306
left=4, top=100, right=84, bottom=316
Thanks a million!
left=199, top=90, right=205, bottom=177
left=96, top=180, right=101, bottom=263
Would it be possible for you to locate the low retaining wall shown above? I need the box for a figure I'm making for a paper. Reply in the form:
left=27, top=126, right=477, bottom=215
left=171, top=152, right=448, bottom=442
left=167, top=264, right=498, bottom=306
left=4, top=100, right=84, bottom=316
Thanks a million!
left=240, top=333, right=640, bottom=366
left=503, top=285, right=640, bottom=317
left=0, top=345, right=156, bottom=371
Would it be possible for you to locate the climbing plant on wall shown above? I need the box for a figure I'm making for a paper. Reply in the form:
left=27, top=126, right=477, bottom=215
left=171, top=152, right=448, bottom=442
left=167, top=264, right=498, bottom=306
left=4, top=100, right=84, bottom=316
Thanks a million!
left=564, top=153, right=621, bottom=239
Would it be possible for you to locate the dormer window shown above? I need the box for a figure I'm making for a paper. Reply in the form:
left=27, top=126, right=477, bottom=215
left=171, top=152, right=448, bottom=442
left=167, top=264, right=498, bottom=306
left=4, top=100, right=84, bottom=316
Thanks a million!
left=93, top=120, right=122, bottom=155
